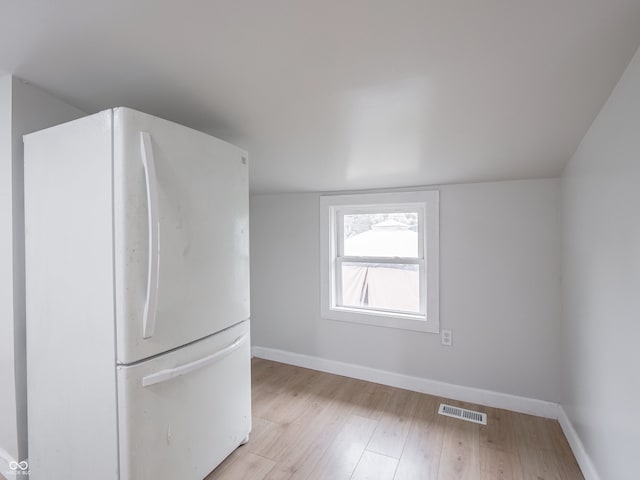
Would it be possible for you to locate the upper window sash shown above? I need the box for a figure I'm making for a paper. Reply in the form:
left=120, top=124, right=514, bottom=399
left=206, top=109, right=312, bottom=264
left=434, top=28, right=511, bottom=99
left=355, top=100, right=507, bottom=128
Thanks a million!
left=335, top=203, right=425, bottom=260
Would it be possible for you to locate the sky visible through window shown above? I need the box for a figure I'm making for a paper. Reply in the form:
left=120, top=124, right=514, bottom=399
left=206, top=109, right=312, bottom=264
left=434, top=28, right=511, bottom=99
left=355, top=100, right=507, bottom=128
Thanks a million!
left=343, top=212, right=418, bottom=238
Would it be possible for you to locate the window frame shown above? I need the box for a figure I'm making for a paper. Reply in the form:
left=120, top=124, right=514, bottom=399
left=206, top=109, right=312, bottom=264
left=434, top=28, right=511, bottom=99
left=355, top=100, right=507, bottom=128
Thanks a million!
left=320, top=190, right=440, bottom=333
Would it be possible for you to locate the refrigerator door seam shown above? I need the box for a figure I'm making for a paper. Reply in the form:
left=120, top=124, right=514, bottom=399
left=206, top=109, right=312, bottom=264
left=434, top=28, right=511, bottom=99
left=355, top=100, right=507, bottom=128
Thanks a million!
left=141, top=334, right=248, bottom=387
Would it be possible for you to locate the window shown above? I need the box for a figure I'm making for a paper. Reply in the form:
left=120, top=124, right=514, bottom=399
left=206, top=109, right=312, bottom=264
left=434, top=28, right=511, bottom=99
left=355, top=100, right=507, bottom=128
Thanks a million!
left=320, top=190, right=439, bottom=332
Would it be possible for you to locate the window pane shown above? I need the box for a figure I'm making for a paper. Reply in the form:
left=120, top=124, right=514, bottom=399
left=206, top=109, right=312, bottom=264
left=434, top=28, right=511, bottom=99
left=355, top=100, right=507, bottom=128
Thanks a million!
left=341, top=262, right=420, bottom=314
left=343, top=212, right=419, bottom=258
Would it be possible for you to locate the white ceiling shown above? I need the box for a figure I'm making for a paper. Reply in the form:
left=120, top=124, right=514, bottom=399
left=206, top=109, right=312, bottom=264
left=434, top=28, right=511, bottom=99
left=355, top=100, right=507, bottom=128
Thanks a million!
left=1, top=1, right=640, bottom=193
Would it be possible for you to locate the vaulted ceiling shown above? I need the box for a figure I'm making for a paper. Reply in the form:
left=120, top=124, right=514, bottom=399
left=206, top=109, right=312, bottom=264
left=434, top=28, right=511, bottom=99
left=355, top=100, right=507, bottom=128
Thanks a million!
left=2, top=1, right=640, bottom=193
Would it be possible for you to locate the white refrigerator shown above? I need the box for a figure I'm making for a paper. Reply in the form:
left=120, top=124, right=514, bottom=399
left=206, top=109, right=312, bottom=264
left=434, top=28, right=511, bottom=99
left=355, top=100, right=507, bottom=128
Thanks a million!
left=24, top=108, right=251, bottom=480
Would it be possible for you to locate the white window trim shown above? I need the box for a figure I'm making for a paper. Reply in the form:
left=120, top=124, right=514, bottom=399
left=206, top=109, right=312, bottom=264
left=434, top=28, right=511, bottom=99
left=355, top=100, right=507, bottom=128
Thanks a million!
left=320, top=190, right=440, bottom=333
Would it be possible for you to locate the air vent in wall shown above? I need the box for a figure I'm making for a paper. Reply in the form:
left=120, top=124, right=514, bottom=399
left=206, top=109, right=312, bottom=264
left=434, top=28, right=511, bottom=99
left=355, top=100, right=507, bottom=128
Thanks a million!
left=438, top=403, right=487, bottom=425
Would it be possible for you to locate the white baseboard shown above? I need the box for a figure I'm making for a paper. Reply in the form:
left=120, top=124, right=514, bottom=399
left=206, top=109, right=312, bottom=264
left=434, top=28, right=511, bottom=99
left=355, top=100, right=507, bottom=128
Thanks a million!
left=557, top=407, right=600, bottom=480
left=251, top=345, right=559, bottom=419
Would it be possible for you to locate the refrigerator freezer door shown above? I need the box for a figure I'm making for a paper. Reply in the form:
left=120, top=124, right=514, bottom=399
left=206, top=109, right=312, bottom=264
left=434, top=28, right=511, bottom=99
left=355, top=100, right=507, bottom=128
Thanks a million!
left=113, top=107, right=250, bottom=364
left=117, top=320, right=251, bottom=480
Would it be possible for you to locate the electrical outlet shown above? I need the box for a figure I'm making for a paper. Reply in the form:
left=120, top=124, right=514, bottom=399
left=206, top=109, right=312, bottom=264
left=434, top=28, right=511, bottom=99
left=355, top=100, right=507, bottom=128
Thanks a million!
left=441, top=329, right=452, bottom=346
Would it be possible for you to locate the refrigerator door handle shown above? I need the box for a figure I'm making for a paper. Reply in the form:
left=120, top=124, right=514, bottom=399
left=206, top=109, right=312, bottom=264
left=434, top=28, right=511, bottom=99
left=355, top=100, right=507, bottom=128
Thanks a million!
left=140, top=132, right=160, bottom=339
left=142, top=334, right=248, bottom=387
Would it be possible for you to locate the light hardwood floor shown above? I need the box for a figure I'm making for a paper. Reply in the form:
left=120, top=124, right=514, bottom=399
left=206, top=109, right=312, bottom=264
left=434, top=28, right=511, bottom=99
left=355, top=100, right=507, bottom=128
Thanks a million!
left=207, top=358, right=584, bottom=480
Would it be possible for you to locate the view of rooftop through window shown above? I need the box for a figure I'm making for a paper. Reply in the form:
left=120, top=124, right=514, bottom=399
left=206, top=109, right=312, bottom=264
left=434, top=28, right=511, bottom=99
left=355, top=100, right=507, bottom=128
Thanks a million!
left=343, top=212, right=419, bottom=258
left=341, top=211, right=421, bottom=314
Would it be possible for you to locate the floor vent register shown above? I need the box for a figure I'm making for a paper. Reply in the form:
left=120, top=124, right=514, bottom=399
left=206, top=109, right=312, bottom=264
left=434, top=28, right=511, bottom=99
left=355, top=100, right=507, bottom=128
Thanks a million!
left=438, top=403, right=487, bottom=425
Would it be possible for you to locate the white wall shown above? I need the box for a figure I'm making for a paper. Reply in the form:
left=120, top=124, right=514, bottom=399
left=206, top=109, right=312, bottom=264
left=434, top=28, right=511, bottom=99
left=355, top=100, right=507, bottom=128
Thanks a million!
left=0, top=75, right=16, bottom=474
left=251, top=178, right=562, bottom=402
left=560, top=47, right=640, bottom=480
left=0, top=76, right=84, bottom=472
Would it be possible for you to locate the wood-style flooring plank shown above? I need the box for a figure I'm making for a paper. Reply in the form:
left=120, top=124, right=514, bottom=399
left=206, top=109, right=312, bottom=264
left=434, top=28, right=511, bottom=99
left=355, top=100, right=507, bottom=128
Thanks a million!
left=251, top=362, right=301, bottom=401
left=366, top=388, right=420, bottom=458
left=262, top=376, right=362, bottom=480
left=393, top=394, right=446, bottom=480
left=205, top=450, right=275, bottom=480
left=351, top=451, right=398, bottom=480
left=206, top=414, right=278, bottom=480
left=547, top=420, right=584, bottom=479
left=248, top=395, right=327, bottom=462
left=348, top=380, right=391, bottom=421
left=436, top=415, right=481, bottom=480
left=306, top=414, right=378, bottom=480
left=512, top=413, right=563, bottom=480
left=516, top=448, right=563, bottom=480
left=249, top=373, right=351, bottom=462
left=479, top=446, right=524, bottom=480
left=246, top=416, right=280, bottom=452
left=479, top=407, right=516, bottom=453
left=255, top=389, right=316, bottom=424
left=511, top=413, right=556, bottom=451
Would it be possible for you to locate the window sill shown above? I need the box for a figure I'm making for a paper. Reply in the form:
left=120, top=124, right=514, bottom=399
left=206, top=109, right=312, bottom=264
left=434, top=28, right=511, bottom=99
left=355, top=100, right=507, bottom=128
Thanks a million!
left=323, top=306, right=439, bottom=333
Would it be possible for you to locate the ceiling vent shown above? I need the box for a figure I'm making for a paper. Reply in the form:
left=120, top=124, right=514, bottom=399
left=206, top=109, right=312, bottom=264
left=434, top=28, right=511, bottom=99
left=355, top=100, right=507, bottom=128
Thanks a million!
left=438, top=403, right=487, bottom=425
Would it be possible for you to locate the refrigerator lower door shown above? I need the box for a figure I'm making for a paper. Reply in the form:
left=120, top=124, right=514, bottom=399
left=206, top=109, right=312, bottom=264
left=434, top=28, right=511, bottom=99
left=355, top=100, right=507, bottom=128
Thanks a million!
left=116, top=320, right=251, bottom=480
